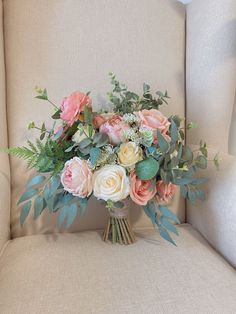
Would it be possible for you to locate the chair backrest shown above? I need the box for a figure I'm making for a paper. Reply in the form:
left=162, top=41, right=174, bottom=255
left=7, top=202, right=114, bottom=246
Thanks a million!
left=0, top=2, right=10, bottom=249
left=3, top=0, right=186, bottom=238
left=186, top=0, right=236, bottom=154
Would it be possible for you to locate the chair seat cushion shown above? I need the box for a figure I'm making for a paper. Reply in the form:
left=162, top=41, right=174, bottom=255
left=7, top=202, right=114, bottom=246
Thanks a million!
left=0, top=224, right=235, bottom=314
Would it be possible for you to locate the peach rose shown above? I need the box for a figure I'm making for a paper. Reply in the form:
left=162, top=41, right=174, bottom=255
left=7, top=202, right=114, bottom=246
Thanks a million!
left=156, top=181, right=176, bottom=204
left=61, top=157, right=92, bottom=198
left=135, top=109, right=171, bottom=142
left=130, top=171, right=156, bottom=206
left=99, top=115, right=129, bottom=145
left=60, top=91, right=91, bottom=126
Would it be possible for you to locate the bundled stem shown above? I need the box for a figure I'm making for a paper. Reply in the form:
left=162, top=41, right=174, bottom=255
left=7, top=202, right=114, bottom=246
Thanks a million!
left=103, top=216, right=135, bottom=245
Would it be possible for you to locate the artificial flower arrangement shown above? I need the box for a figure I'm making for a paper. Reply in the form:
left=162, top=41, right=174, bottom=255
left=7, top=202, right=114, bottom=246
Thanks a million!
left=5, top=74, right=219, bottom=245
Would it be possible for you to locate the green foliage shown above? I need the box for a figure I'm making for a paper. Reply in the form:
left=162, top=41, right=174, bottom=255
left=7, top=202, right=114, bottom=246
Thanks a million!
left=143, top=201, right=179, bottom=245
left=135, top=157, right=159, bottom=180
left=20, top=201, right=32, bottom=226
left=108, top=73, right=169, bottom=114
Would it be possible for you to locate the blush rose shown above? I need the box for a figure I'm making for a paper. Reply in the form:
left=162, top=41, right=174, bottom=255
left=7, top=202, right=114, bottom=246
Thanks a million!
left=130, top=171, right=156, bottom=206
left=61, top=157, right=93, bottom=198
left=99, top=115, right=129, bottom=145
left=135, top=109, right=171, bottom=142
left=60, top=91, right=91, bottom=126
left=156, top=181, right=177, bottom=204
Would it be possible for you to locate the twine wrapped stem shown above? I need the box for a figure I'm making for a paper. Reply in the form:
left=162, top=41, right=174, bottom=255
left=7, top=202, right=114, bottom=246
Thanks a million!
left=103, top=206, right=135, bottom=244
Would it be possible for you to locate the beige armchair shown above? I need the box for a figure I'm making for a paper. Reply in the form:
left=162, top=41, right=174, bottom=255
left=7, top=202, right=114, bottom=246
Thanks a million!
left=0, top=0, right=235, bottom=313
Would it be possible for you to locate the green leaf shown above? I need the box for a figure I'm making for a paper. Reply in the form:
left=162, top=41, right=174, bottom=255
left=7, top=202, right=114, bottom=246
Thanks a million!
left=95, top=133, right=109, bottom=148
left=187, top=122, right=198, bottom=129
left=159, top=206, right=180, bottom=224
left=143, top=203, right=156, bottom=225
left=170, top=120, right=178, bottom=144
left=51, top=110, right=61, bottom=119
left=90, top=147, right=101, bottom=166
left=34, top=196, right=46, bottom=219
left=93, top=132, right=103, bottom=144
left=159, top=226, right=176, bottom=246
left=195, top=155, right=207, bottom=169
left=17, top=188, right=38, bottom=205
left=84, top=106, right=93, bottom=125
left=143, top=83, right=150, bottom=94
left=49, top=175, right=61, bottom=194
left=27, top=175, right=46, bottom=188
left=157, top=130, right=169, bottom=153
left=160, top=216, right=178, bottom=235
left=182, top=146, right=193, bottom=163
left=191, top=177, right=208, bottom=185
left=57, top=203, right=78, bottom=228
left=79, top=138, right=92, bottom=149
left=79, top=198, right=88, bottom=215
left=135, top=157, right=159, bottom=180
left=66, top=203, right=78, bottom=228
left=113, top=201, right=124, bottom=209
left=20, top=201, right=31, bottom=225
left=174, top=177, right=194, bottom=185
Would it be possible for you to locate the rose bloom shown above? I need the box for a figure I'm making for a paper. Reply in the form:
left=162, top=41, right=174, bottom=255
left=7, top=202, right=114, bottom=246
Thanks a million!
left=61, top=157, right=93, bottom=198
left=156, top=181, right=177, bottom=204
left=99, top=115, right=129, bottom=145
left=135, top=109, right=171, bottom=142
left=93, top=165, right=130, bottom=202
left=60, top=91, right=91, bottom=126
left=118, top=142, right=142, bottom=169
left=93, top=113, right=114, bottom=129
left=130, top=171, right=156, bottom=206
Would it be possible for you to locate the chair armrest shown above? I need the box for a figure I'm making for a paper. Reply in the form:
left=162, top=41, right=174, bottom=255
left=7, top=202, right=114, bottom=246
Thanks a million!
left=0, top=171, right=10, bottom=251
left=187, top=148, right=236, bottom=267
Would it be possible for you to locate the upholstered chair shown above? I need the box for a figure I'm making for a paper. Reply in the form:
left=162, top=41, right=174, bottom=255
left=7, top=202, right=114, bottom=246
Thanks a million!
left=0, top=0, right=235, bottom=313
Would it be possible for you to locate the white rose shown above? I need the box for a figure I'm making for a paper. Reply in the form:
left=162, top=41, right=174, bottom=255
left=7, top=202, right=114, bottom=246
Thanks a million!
left=118, top=142, right=143, bottom=169
left=72, top=125, right=95, bottom=143
left=92, top=165, right=130, bottom=202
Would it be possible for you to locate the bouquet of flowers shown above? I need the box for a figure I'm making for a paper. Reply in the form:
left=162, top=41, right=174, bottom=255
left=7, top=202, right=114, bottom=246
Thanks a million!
left=5, top=74, right=219, bottom=245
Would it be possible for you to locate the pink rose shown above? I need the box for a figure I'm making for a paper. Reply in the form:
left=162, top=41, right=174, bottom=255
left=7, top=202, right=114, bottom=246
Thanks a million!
left=156, top=181, right=176, bottom=204
left=60, top=91, right=91, bottom=126
left=130, top=171, right=156, bottom=206
left=61, top=157, right=93, bottom=198
left=135, top=109, right=171, bottom=142
left=93, top=113, right=114, bottom=128
left=99, top=115, right=129, bottom=145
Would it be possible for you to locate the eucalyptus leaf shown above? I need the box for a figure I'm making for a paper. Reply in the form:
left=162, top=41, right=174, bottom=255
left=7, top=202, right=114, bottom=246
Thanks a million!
left=135, top=157, right=159, bottom=180
left=79, top=138, right=92, bottom=149
left=160, top=216, right=178, bottom=235
left=159, top=225, right=176, bottom=246
left=170, top=120, right=178, bottom=144
left=159, top=206, right=180, bottom=224
left=17, top=188, right=38, bottom=205
left=27, top=175, right=46, bottom=188
left=34, top=196, right=46, bottom=219
left=143, top=203, right=156, bottom=225
left=195, top=155, right=207, bottom=169
left=90, top=147, right=101, bottom=166
left=66, top=203, right=78, bottom=228
left=20, top=201, right=32, bottom=225
left=157, top=130, right=169, bottom=153
left=79, top=198, right=88, bottom=215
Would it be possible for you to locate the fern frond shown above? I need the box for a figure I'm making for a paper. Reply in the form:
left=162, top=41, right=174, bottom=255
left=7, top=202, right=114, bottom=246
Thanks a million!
left=6, top=147, right=35, bottom=160
left=36, top=139, right=44, bottom=152
left=27, top=140, right=38, bottom=153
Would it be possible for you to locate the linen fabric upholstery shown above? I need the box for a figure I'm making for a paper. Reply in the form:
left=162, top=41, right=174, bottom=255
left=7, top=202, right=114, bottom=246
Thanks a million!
left=3, top=0, right=186, bottom=238
left=187, top=148, right=236, bottom=267
left=0, top=1, right=10, bottom=251
left=186, top=0, right=236, bottom=265
left=186, top=0, right=236, bottom=153
left=0, top=225, right=236, bottom=314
